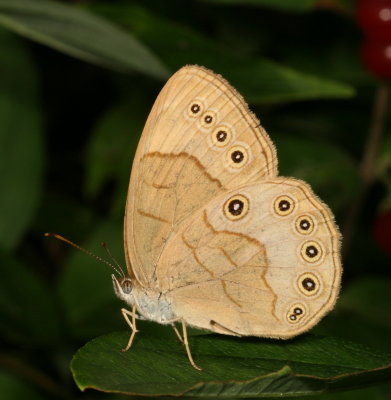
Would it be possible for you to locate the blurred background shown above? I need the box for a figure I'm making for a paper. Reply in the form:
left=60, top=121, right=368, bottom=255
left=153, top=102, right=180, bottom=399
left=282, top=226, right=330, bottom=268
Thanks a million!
left=0, top=0, right=390, bottom=398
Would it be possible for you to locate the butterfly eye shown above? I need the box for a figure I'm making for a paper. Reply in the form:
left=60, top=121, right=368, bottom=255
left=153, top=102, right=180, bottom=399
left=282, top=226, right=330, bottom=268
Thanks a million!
left=287, top=304, right=306, bottom=323
left=212, top=126, right=232, bottom=147
left=226, top=145, right=249, bottom=168
left=223, top=194, right=249, bottom=221
left=295, top=215, right=315, bottom=235
left=300, top=240, right=323, bottom=263
left=273, top=195, right=295, bottom=217
left=121, top=278, right=133, bottom=294
left=297, top=273, right=320, bottom=296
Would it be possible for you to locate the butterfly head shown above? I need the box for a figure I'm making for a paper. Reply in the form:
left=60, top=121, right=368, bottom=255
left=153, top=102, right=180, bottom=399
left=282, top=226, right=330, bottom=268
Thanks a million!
left=112, top=274, right=134, bottom=302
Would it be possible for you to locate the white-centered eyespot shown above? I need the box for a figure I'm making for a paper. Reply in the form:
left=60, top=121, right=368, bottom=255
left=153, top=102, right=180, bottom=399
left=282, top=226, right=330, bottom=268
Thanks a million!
left=287, top=303, right=306, bottom=324
left=273, top=195, right=296, bottom=217
left=297, top=272, right=321, bottom=296
left=226, top=145, right=249, bottom=168
left=186, top=100, right=205, bottom=118
left=300, top=240, right=324, bottom=263
left=295, top=215, right=316, bottom=235
left=200, top=110, right=217, bottom=128
left=212, top=126, right=232, bottom=147
left=223, top=194, right=249, bottom=221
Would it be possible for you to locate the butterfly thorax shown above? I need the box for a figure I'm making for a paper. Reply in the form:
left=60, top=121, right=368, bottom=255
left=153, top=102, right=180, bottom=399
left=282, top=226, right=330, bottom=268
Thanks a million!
left=112, top=275, right=176, bottom=324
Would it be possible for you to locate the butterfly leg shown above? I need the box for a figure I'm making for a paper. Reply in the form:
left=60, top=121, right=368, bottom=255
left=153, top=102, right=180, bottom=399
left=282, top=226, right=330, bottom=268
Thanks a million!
left=171, top=323, right=184, bottom=343
left=120, top=304, right=139, bottom=352
left=210, top=320, right=242, bottom=336
left=162, top=318, right=203, bottom=370
left=181, top=319, right=202, bottom=371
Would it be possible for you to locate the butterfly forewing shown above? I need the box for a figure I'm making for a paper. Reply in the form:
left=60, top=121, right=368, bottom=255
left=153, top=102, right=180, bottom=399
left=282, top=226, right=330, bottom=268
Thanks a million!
left=125, top=66, right=278, bottom=287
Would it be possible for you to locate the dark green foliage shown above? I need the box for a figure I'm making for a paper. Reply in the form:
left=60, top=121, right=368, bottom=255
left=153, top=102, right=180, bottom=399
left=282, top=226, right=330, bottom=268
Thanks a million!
left=72, top=333, right=391, bottom=397
left=0, top=0, right=390, bottom=399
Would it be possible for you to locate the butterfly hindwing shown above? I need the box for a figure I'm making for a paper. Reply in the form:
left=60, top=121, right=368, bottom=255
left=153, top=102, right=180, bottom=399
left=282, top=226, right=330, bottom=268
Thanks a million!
left=156, top=178, right=341, bottom=338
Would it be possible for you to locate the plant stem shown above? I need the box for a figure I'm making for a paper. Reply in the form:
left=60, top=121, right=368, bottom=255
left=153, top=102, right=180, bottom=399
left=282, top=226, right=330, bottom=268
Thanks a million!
left=343, top=83, right=389, bottom=255
left=360, top=84, right=389, bottom=184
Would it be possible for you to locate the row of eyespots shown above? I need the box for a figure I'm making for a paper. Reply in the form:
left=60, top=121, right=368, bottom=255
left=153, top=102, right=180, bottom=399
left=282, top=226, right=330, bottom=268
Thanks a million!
left=221, top=192, right=322, bottom=324
left=222, top=192, right=324, bottom=269
left=287, top=271, right=321, bottom=324
left=273, top=196, right=316, bottom=234
left=223, top=195, right=324, bottom=262
left=222, top=196, right=320, bottom=295
left=272, top=195, right=324, bottom=312
left=273, top=195, right=323, bottom=262
left=187, top=101, right=218, bottom=128
left=187, top=101, right=248, bottom=168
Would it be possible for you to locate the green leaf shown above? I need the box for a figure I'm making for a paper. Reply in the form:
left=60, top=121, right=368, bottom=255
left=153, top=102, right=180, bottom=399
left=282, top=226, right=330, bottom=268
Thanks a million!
left=92, top=4, right=355, bottom=103
left=0, top=250, right=61, bottom=346
left=290, top=382, right=391, bottom=400
left=0, top=0, right=169, bottom=79
left=84, top=91, right=149, bottom=217
left=281, top=30, right=371, bottom=88
left=200, top=0, right=318, bottom=12
left=0, top=29, right=43, bottom=250
left=226, top=60, right=355, bottom=103
left=71, top=333, right=391, bottom=397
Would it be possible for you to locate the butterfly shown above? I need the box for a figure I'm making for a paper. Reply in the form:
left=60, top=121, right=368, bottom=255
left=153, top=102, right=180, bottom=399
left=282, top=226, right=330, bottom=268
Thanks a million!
left=112, top=65, right=342, bottom=370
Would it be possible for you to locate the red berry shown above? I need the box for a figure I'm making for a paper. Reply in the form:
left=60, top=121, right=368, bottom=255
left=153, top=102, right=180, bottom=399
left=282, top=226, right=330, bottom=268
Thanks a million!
left=361, top=37, right=391, bottom=79
left=373, top=209, right=391, bottom=256
left=356, top=0, right=391, bottom=39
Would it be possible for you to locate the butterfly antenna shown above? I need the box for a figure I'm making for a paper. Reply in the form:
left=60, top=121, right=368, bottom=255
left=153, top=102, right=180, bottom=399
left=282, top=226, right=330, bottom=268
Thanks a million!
left=100, top=241, right=126, bottom=278
left=44, top=232, right=125, bottom=278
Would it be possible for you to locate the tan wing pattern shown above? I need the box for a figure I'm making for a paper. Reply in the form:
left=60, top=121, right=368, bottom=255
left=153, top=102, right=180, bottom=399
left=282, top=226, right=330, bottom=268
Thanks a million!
left=157, top=178, right=341, bottom=338
left=125, top=66, right=277, bottom=287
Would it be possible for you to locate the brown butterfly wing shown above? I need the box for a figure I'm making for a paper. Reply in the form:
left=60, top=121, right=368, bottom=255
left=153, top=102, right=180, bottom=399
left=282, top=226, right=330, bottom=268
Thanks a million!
left=156, top=179, right=341, bottom=338
left=125, top=65, right=277, bottom=287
